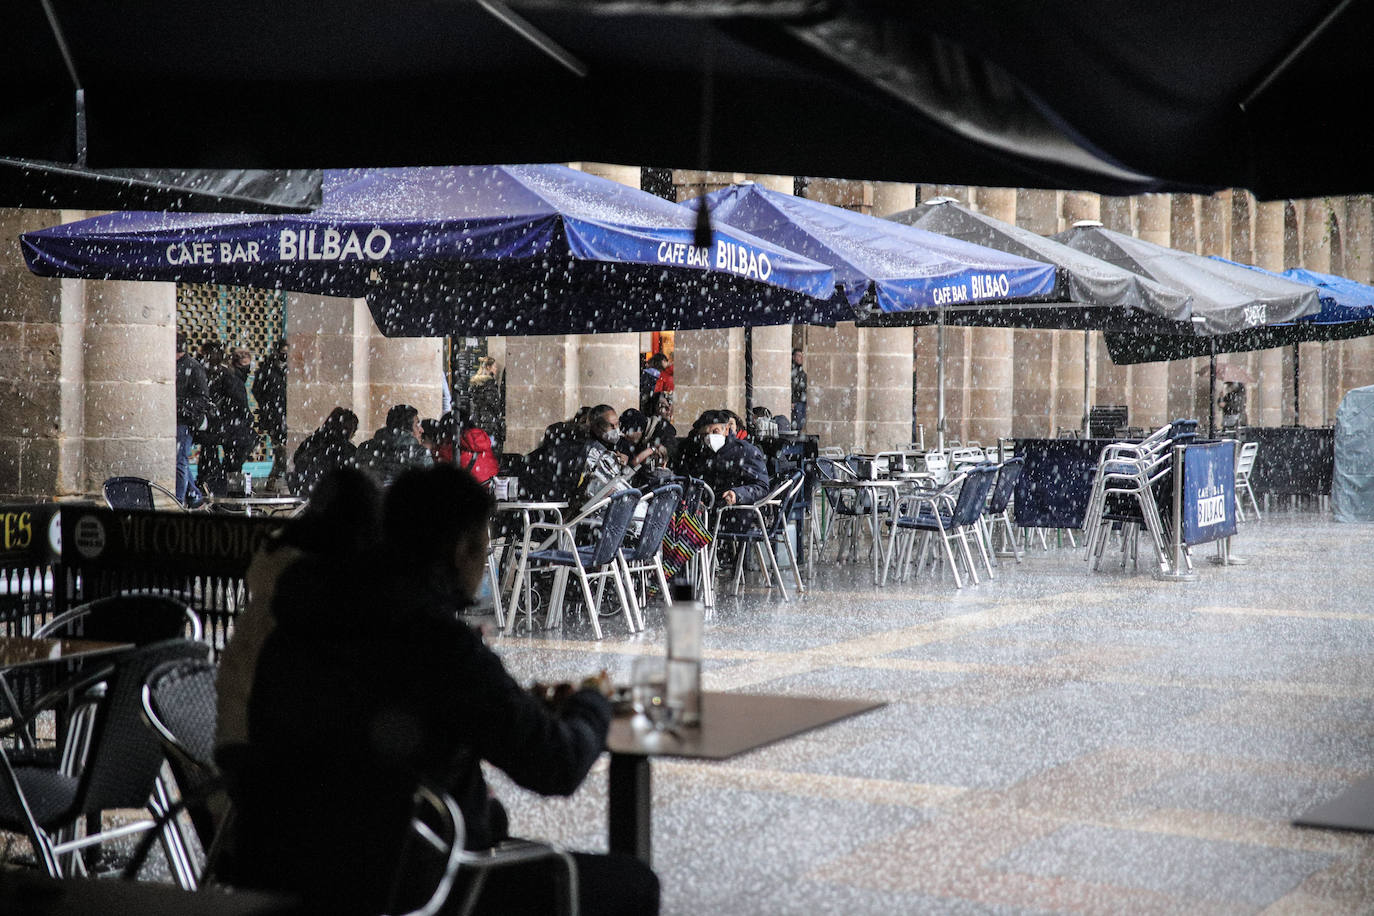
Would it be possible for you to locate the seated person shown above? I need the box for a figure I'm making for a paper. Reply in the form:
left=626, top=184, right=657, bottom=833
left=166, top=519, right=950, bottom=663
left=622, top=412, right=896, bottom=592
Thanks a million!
left=580, top=404, right=633, bottom=506
left=643, top=393, right=678, bottom=455
left=522, top=413, right=591, bottom=502
left=458, top=412, right=500, bottom=484
left=674, top=410, right=770, bottom=513
left=354, top=403, right=434, bottom=487
left=290, top=407, right=359, bottom=497
left=615, top=408, right=671, bottom=488
left=221, top=465, right=659, bottom=916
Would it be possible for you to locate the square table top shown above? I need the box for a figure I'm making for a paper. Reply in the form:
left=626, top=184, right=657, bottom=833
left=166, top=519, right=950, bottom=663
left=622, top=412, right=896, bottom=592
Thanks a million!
left=607, top=691, right=883, bottom=760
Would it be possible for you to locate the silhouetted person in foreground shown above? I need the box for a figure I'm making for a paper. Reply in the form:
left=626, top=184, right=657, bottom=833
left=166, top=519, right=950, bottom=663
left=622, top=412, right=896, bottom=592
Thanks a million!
left=223, top=465, right=659, bottom=916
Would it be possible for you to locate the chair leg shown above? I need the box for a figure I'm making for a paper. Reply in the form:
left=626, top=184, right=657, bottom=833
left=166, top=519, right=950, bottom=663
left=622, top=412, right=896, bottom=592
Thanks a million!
left=653, top=556, right=672, bottom=610
left=573, top=565, right=604, bottom=640
left=152, top=776, right=199, bottom=890
left=957, top=529, right=980, bottom=585
left=618, top=555, right=644, bottom=632
left=937, top=524, right=963, bottom=589
left=487, top=552, right=506, bottom=631
left=609, top=563, right=638, bottom=636
left=546, top=567, right=570, bottom=631
left=760, top=539, right=789, bottom=601
left=779, top=530, right=805, bottom=595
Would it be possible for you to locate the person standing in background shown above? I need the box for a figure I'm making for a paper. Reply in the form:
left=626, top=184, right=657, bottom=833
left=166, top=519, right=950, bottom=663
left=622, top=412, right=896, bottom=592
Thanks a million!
left=213, top=347, right=262, bottom=494
left=253, top=338, right=289, bottom=492
left=791, top=348, right=808, bottom=432
left=174, top=333, right=210, bottom=508
left=640, top=353, right=668, bottom=413
left=469, top=356, right=506, bottom=455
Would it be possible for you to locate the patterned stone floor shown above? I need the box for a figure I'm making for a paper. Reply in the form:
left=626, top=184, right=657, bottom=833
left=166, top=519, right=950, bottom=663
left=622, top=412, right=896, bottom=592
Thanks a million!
left=487, top=510, right=1374, bottom=915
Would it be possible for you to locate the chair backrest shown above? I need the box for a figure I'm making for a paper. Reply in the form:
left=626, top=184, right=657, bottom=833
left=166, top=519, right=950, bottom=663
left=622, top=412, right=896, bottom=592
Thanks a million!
left=949, top=465, right=999, bottom=527
left=923, top=451, right=950, bottom=481
left=1236, top=441, right=1259, bottom=475
left=985, top=457, right=1024, bottom=515
left=587, top=488, right=642, bottom=567
left=76, top=639, right=210, bottom=816
left=142, top=657, right=220, bottom=848
left=624, top=483, right=682, bottom=562
left=103, top=476, right=156, bottom=510
left=386, top=785, right=466, bottom=916
left=36, top=593, right=203, bottom=645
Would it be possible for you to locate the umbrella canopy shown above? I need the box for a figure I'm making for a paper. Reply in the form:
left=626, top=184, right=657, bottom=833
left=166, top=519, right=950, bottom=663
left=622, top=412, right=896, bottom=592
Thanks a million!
left=21, top=164, right=841, bottom=337
left=8, top=1, right=1371, bottom=199
left=872, top=197, right=1192, bottom=331
left=698, top=183, right=1057, bottom=314
left=1103, top=259, right=1369, bottom=364
left=1053, top=224, right=1320, bottom=366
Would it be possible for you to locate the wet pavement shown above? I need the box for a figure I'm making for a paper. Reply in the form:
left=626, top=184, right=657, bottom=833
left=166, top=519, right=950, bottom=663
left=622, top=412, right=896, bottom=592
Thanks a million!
left=486, top=509, right=1374, bottom=915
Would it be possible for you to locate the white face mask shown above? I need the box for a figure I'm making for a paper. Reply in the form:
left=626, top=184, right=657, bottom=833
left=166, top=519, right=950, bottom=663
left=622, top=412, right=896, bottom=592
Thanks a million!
left=706, top=433, right=726, bottom=452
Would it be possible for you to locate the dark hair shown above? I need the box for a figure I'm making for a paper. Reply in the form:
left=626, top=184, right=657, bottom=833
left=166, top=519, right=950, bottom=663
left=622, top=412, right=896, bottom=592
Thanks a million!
left=322, top=407, right=359, bottom=439
left=648, top=353, right=668, bottom=369
left=286, top=466, right=383, bottom=557
left=619, top=408, right=647, bottom=433
left=386, top=404, right=419, bottom=432
left=692, top=409, right=729, bottom=431
left=646, top=392, right=672, bottom=415
left=438, top=411, right=459, bottom=443
left=176, top=332, right=187, bottom=352
left=383, top=464, right=495, bottom=573
left=419, top=418, right=439, bottom=442
left=792, top=347, right=803, bottom=356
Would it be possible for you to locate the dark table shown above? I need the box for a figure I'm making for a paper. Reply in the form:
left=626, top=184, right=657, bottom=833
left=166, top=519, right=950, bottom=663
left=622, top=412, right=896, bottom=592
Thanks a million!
left=1238, top=426, right=1334, bottom=497
left=605, top=692, right=884, bottom=863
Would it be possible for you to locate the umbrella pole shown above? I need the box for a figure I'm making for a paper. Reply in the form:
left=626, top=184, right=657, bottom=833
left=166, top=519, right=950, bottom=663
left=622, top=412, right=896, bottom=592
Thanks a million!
left=1082, top=330, right=1091, bottom=438
left=1209, top=343, right=1217, bottom=438
left=744, top=326, right=754, bottom=421
left=1292, top=342, right=1300, bottom=426
left=937, top=306, right=946, bottom=452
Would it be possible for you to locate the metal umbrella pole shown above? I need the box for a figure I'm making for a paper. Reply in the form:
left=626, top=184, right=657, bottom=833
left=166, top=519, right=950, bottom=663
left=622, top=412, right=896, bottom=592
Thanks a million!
left=1208, top=339, right=1217, bottom=438
left=936, top=303, right=946, bottom=452
left=1082, top=330, right=1091, bottom=438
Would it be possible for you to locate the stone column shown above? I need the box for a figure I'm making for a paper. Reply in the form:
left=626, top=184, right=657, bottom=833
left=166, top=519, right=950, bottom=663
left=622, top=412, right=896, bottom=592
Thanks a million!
left=81, top=279, right=177, bottom=494
left=1252, top=201, right=1287, bottom=427
left=1062, top=191, right=1102, bottom=435
left=285, top=293, right=374, bottom=450
left=1129, top=195, right=1172, bottom=429
left=740, top=174, right=798, bottom=423
left=504, top=336, right=580, bottom=452
left=1342, top=197, right=1374, bottom=393
left=0, top=208, right=78, bottom=499
left=364, top=326, right=445, bottom=434
left=866, top=181, right=918, bottom=449
left=1300, top=199, right=1332, bottom=425
left=1012, top=189, right=1060, bottom=437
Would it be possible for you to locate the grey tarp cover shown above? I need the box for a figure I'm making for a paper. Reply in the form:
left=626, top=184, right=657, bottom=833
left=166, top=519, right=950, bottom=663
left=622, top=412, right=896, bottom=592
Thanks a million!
left=1334, top=386, right=1374, bottom=522
left=871, top=199, right=1192, bottom=331
left=1053, top=224, right=1319, bottom=342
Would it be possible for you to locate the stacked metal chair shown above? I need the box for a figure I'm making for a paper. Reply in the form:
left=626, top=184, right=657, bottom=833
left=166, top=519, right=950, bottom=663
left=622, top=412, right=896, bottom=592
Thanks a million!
left=1234, top=441, right=1261, bottom=521
left=1082, top=424, right=1176, bottom=573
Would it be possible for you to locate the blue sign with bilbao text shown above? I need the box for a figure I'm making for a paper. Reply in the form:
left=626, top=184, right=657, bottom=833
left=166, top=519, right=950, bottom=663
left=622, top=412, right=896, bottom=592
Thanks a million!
left=1180, top=441, right=1237, bottom=546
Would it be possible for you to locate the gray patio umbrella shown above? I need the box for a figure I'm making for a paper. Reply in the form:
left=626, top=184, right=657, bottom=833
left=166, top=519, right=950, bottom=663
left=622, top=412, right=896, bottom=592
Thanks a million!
left=874, top=198, right=1193, bottom=437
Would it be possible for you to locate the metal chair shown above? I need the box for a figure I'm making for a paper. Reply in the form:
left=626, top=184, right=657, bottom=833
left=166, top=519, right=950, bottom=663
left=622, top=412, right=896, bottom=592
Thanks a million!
left=714, top=471, right=806, bottom=599
left=101, top=476, right=187, bottom=512
left=1083, top=429, right=1174, bottom=573
left=983, top=457, right=1024, bottom=564
left=140, top=656, right=228, bottom=890
left=1235, top=441, right=1261, bottom=521
left=521, top=488, right=643, bottom=639
left=0, top=638, right=210, bottom=879
left=619, top=483, right=682, bottom=624
left=386, top=784, right=578, bottom=916
left=815, top=457, right=867, bottom=563
left=890, top=465, right=999, bottom=588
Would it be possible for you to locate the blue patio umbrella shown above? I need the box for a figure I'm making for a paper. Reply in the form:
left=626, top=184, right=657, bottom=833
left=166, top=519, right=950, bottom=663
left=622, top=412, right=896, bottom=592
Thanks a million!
left=20, top=165, right=842, bottom=336
left=699, top=182, right=1057, bottom=448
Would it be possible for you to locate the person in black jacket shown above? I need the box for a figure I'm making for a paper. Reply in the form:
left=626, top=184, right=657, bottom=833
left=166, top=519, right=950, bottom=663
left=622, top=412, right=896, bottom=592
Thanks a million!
left=224, top=465, right=658, bottom=916
left=289, top=407, right=359, bottom=497
left=674, top=410, right=770, bottom=508
left=205, top=347, right=261, bottom=495
left=174, top=333, right=210, bottom=507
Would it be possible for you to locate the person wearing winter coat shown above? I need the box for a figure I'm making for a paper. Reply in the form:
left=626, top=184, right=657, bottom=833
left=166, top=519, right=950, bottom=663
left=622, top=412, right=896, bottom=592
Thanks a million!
left=174, top=332, right=211, bottom=507
left=290, top=407, right=360, bottom=497
left=201, top=346, right=260, bottom=496
left=458, top=418, right=500, bottom=484
left=354, top=404, right=434, bottom=488
left=252, top=339, right=289, bottom=488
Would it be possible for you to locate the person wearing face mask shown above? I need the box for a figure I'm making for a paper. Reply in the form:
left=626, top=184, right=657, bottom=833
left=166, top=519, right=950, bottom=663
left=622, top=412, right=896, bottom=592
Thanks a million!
left=578, top=404, right=632, bottom=507
left=674, top=410, right=769, bottom=509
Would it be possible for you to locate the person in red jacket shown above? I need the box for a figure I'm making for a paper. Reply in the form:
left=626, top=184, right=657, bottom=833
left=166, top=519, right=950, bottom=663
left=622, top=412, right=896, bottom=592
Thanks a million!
left=458, top=413, right=499, bottom=484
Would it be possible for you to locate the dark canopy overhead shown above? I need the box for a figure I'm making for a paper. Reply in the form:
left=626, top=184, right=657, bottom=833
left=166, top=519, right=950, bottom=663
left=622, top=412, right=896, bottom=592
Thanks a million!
left=1053, top=225, right=1321, bottom=357
left=868, top=197, right=1192, bottom=332
left=0, top=158, right=322, bottom=213
left=4, top=1, right=1371, bottom=199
